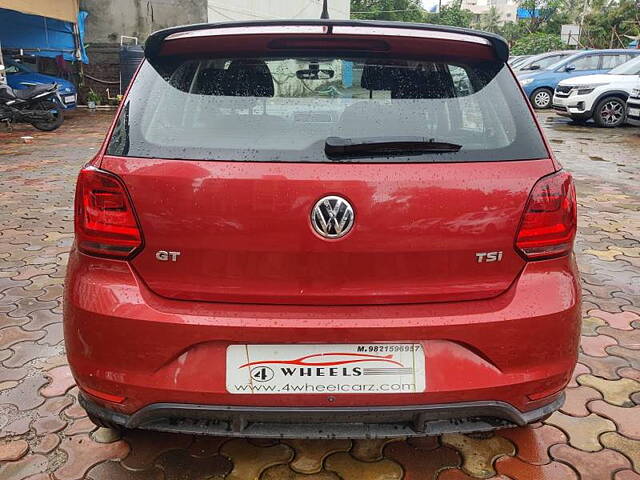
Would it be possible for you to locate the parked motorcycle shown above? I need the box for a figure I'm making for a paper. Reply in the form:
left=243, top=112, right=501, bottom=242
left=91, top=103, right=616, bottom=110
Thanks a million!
left=0, top=65, right=65, bottom=131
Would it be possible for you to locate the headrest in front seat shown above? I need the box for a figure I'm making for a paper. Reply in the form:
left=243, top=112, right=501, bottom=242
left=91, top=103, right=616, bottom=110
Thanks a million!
left=223, top=59, right=275, bottom=97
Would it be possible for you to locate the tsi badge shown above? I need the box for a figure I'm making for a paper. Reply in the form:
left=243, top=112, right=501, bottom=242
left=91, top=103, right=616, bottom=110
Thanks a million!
left=156, top=251, right=181, bottom=262
left=476, top=251, right=503, bottom=263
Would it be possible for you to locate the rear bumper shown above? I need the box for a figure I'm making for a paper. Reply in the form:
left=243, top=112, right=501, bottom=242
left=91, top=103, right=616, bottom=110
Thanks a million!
left=80, top=391, right=564, bottom=438
left=64, top=249, right=581, bottom=432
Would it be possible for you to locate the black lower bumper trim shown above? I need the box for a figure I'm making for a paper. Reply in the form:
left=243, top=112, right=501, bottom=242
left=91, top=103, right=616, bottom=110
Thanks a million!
left=79, top=393, right=564, bottom=439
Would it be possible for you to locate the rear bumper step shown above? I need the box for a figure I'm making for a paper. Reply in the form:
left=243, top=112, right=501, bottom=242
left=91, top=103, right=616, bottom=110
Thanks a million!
left=80, top=392, right=563, bottom=439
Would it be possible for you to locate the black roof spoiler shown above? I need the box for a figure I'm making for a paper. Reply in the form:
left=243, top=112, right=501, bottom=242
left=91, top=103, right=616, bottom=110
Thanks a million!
left=145, top=19, right=509, bottom=63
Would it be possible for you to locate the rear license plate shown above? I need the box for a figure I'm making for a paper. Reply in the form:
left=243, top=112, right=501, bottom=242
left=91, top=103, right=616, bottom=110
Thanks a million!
left=226, top=344, right=426, bottom=394
left=629, top=108, right=640, bottom=117
left=63, top=94, right=76, bottom=104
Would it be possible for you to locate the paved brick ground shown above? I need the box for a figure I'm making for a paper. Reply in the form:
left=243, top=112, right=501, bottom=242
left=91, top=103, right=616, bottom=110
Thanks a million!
left=0, top=111, right=639, bottom=480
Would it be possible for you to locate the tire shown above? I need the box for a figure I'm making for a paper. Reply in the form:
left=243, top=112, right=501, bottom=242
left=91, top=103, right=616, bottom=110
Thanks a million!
left=593, top=96, right=626, bottom=128
left=530, top=88, right=553, bottom=109
left=30, top=100, right=64, bottom=131
left=87, top=413, right=123, bottom=432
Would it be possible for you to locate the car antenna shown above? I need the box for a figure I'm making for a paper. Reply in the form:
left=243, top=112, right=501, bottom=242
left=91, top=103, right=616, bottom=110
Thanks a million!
left=321, top=0, right=330, bottom=19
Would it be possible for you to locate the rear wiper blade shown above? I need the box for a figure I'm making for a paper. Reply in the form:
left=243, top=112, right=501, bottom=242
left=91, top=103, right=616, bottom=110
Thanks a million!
left=325, top=136, right=462, bottom=158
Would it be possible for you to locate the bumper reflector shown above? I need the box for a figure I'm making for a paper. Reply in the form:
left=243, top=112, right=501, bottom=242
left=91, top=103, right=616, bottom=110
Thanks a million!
left=82, top=386, right=126, bottom=404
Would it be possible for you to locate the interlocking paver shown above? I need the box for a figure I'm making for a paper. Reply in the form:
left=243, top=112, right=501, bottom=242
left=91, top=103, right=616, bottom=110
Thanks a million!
left=0, top=109, right=639, bottom=480
left=261, top=464, right=341, bottom=480
left=568, top=362, right=591, bottom=387
left=154, top=449, right=232, bottom=480
left=0, top=372, right=48, bottom=410
left=384, top=441, right=461, bottom=480
left=40, top=365, right=75, bottom=397
left=599, top=326, right=640, bottom=351
left=440, top=434, right=514, bottom=478
left=588, top=400, right=640, bottom=440
left=578, top=353, right=630, bottom=380
left=324, top=452, right=404, bottom=480
left=495, top=456, right=579, bottom=480
left=581, top=334, right=619, bottom=357
left=284, top=439, right=351, bottom=473
left=549, top=444, right=631, bottom=480
left=0, top=439, right=29, bottom=461
left=0, top=452, right=49, bottom=479
left=600, top=433, right=640, bottom=471
left=589, top=310, right=639, bottom=330
left=577, top=375, right=640, bottom=407
left=220, top=439, right=294, bottom=480
left=544, top=412, right=615, bottom=451
left=496, top=424, right=566, bottom=465
left=560, top=385, right=602, bottom=417
left=0, top=325, right=45, bottom=350
left=120, top=430, right=192, bottom=471
left=615, top=471, right=640, bottom=480
left=54, top=434, right=129, bottom=480
left=86, top=461, right=165, bottom=480
left=619, top=367, right=640, bottom=382
left=33, top=433, right=61, bottom=455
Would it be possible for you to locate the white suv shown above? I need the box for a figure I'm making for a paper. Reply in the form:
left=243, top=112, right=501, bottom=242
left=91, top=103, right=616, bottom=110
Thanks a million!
left=627, top=84, right=640, bottom=126
left=553, top=55, right=640, bottom=127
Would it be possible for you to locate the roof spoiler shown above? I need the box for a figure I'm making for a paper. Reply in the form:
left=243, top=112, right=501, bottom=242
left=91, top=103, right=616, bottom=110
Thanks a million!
left=145, top=19, right=510, bottom=63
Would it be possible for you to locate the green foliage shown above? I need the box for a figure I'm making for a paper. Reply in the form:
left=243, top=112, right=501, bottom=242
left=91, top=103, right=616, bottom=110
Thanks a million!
left=350, top=0, right=475, bottom=28
left=511, top=32, right=565, bottom=54
left=350, top=0, right=640, bottom=51
left=478, top=6, right=502, bottom=33
left=517, top=0, right=565, bottom=32
left=499, top=21, right=529, bottom=44
left=350, top=0, right=426, bottom=22
left=430, top=0, right=474, bottom=28
left=582, top=0, right=640, bottom=49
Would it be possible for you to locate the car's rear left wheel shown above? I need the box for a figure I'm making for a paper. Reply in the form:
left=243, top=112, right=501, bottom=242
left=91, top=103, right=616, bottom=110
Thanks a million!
left=531, top=88, right=553, bottom=109
left=594, top=96, right=626, bottom=128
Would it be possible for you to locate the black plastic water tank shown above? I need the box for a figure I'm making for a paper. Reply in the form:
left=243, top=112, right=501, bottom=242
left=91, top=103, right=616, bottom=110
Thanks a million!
left=120, top=45, right=144, bottom=94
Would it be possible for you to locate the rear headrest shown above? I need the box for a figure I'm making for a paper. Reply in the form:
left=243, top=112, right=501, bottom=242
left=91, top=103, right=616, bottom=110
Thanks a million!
left=223, top=59, right=274, bottom=97
left=195, top=68, right=225, bottom=95
left=361, top=63, right=391, bottom=91
left=391, top=70, right=456, bottom=99
left=360, top=61, right=407, bottom=91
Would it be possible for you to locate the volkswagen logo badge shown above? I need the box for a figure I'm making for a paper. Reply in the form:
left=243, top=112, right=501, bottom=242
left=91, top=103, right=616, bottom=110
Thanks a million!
left=311, top=195, right=355, bottom=239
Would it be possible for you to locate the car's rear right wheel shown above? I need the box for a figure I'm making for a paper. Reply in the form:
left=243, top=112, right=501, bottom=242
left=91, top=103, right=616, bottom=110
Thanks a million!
left=594, top=96, right=626, bottom=128
left=531, top=88, right=553, bottom=109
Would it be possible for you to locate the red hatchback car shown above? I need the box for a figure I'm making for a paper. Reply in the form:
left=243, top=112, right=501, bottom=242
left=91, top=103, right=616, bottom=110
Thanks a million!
left=64, top=20, right=580, bottom=438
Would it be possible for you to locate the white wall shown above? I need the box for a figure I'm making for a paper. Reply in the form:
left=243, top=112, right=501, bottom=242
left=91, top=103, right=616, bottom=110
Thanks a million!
left=207, top=0, right=351, bottom=22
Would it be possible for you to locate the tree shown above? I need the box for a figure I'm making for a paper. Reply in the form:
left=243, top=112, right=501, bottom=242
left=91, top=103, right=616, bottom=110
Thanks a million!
left=499, top=20, right=529, bottom=44
left=479, top=6, right=502, bottom=33
left=429, top=0, right=474, bottom=28
left=350, top=0, right=427, bottom=22
left=518, top=0, right=564, bottom=32
left=582, top=0, right=640, bottom=48
left=511, top=31, right=565, bottom=54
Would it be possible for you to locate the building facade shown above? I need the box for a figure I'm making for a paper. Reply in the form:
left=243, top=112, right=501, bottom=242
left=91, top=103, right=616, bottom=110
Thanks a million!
left=460, top=0, right=518, bottom=23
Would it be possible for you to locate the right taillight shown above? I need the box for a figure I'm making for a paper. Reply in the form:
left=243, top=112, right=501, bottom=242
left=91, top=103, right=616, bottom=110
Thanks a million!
left=74, top=167, right=143, bottom=259
left=515, top=170, right=577, bottom=260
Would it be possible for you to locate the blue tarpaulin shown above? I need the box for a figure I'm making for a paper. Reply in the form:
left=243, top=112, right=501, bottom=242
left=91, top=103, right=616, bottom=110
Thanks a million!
left=0, top=8, right=88, bottom=63
left=517, top=8, right=539, bottom=18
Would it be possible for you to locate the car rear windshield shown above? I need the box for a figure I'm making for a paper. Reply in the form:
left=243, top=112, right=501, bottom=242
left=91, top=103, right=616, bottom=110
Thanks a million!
left=107, top=54, right=548, bottom=163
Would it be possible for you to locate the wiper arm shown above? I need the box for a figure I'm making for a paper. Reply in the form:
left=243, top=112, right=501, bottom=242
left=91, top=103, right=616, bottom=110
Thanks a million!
left=325, top=136, right=462, bottom=158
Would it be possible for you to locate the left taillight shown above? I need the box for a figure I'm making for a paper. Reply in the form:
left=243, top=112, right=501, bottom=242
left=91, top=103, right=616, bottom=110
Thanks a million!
left=74, top=167, right=142, bottom=259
